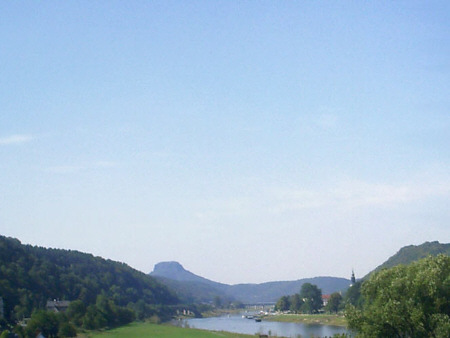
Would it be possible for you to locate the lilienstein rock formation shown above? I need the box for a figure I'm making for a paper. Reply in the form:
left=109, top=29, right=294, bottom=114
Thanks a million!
left=150, top=261, right=351, bottom=304
left=150, top=241, right=450, bottom=304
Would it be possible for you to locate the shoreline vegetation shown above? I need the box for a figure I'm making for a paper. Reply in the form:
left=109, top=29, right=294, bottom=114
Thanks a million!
left=264, top=313, right=347, bottom=327
left=201, top=310, right=348, bottom=327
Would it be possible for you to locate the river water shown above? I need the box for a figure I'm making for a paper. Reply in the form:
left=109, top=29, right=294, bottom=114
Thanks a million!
left=174, top=313, right=352, bottom=337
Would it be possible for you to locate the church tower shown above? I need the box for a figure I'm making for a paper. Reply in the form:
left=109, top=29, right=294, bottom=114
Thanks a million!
left=350, top=270, right=356, bottom=286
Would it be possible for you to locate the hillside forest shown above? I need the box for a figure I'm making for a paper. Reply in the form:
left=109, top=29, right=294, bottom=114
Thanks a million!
left=0, top=235, right=449, bottom=337
left=0, top=236, right=187, bottom=337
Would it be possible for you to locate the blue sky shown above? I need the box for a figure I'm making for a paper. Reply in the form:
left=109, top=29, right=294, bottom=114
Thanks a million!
left=1, top=1, right=449, bottom=284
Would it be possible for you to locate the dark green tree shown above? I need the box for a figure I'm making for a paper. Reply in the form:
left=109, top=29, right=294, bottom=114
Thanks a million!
left=25, top=310, right=59, bottom=338
left=289, top=294, right=304, bottom=313
left=82, top=305, right=106, bottom=330
left=344, top=281, right=363, bottom=308
left=346, top=255, right=450, bottom=337
left=95, top=295, right=115, bottom=326
left=325, top=292, right=342, bottom=313
left=58, top=322, right=77, bottom=337
left=66, top=300, right=86, bottom=327
left=275, top=296, right=290, bottom=312
left=130, top=299, right=147, bottom=321
left=300, top=283, right=323, bottom=314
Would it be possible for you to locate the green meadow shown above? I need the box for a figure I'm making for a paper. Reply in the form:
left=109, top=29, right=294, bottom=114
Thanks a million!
left=85, top=322, right=255, bottom=338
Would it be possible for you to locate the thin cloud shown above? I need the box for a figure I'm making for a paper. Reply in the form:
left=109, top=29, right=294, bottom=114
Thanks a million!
left=270, top=177, right=450, bottom=213
left=45, top=165, right=86, bottom=174
left=0, top=134, right=33, bottom=145
left=45, top=161, right=118, bottom=174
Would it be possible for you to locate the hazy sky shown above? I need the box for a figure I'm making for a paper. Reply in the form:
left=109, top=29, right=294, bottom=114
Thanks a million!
left=1, top=1, right=449, bottom=284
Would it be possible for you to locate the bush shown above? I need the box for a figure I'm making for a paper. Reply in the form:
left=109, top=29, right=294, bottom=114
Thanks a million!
left=58, top=322, right=77, bottom=337
left=346, top=255, right=450, bottom=337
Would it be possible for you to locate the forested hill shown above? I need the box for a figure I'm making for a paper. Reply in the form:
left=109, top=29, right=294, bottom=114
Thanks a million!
left=365, top=241, right=450, bottom=278
left=151, top=261, right=351, bottom=304
left=0, top=235, right=178, bottom=323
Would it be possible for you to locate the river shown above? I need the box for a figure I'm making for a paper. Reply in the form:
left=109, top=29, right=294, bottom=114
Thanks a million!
left=174, top=313, right=352, bottom=337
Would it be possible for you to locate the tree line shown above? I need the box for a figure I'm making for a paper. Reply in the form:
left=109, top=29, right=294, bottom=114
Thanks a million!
left=274, top=255, right=449, bottom=337
left=275, top=282, right=344, bottom=314
left=0, top=236, right=181, bottom=336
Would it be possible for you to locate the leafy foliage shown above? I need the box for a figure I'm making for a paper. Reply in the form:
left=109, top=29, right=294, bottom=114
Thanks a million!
left=275, top=283, right=322, bottom=314
left=344, top=281, right=363, bottom=308
left=299, top=283, right=323, bottom=314
left=25, top=310, right=60, bottom=337
left=0, top=235, right=178, bottom=325
left=275, top=295, right=290, bottom=312
left=325, top=292, right=343, bottom=313
left=289, top=293, right=304, bottom=313
left=17, top=296, right=135, bottom=337
left=346, top=254, right=450, bottom=337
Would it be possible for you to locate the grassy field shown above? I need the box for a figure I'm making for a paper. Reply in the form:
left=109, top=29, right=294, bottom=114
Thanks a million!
left=84, top=322, right=255, bottom=338
left=265, top=313, right=347, bottom=327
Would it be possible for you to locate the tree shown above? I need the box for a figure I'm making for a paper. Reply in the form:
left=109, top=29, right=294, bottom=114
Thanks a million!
left=0, top=330, right=10, bottom=338
left=213, top=296, right=222, bottom=308
left=82, top=305, right=106, bottom=330
left=344, top=281, right=363, bottom=308
left=289, top=294, right=304, bottom=313
left=299, top=283, right=322, bottom=314
left=275, top=296, right=290, bottom=312
left=325, top=292, right=342, bottom=313
left=346, top=255, right=450, bottom=337
left=66, top=300, right=86, bottom=326
left=131, top=299, right=147, bottom=320
left=58, top=322, right=77, bottom=337
left=25, top=310, right=59, bottom=338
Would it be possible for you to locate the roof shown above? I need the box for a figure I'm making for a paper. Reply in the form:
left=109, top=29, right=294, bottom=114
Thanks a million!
left=46, top=300, right=71, bottom=312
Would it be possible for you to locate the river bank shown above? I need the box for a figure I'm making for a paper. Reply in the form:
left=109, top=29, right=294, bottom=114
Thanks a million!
left=179, top=312, right=351, bottom=337
left=265, top=313, right=347, bottom=327
left=82, top=313, right=350, bottom=337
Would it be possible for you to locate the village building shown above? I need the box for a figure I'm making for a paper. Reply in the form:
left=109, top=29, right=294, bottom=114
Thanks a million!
left=46, top=300, right=71, bottom=313
left=321, top=294, right=331, bottom=306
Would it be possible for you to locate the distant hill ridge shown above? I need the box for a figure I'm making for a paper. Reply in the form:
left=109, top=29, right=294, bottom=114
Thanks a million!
left=151, top=241, right=449, bottom=304
left=152, top=261, right=226, bottom=285
left=150, top=261, right=351, bottom=303
left=365, top=241, right=450, bottom=278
